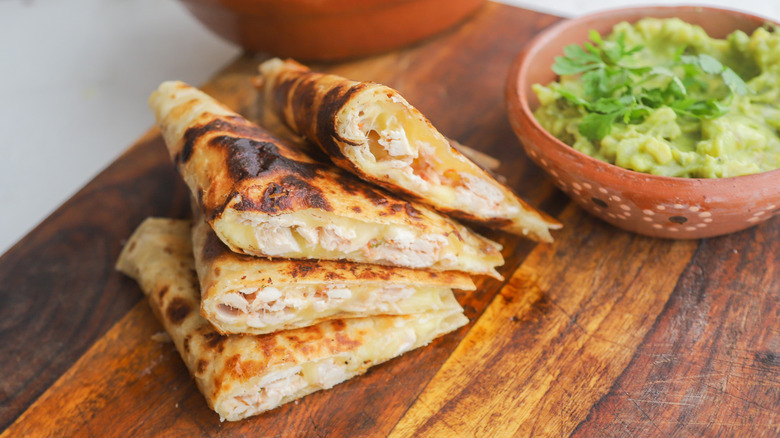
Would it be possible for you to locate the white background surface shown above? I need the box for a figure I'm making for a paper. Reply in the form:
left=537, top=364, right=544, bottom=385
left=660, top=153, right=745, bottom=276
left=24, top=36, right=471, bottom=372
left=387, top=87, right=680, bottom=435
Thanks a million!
left=1, top=0, right=778, bottom=255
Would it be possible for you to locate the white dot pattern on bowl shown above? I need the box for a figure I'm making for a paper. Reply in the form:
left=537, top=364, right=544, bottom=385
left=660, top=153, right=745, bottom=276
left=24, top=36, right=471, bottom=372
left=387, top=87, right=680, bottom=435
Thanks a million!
left=559, top=175, right=779, bottom=235
left=560, top=180, right=722, bottom=234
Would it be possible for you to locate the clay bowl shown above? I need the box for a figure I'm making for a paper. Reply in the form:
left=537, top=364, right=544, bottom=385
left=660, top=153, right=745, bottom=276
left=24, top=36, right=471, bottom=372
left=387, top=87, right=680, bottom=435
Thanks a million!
left=177, top=0, right=487, bottom=61
left=506, top=6, right=780, bottom=239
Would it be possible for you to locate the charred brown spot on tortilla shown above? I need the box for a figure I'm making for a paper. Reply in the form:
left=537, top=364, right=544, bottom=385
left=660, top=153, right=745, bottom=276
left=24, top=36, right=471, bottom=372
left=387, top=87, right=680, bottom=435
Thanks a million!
left=235, top=175, right=332, bottom=214
left=204, top=190, right=240, bottom=222
left=165, top=297, right=191, bottom=325
left=356, top=269, right=392, bottom=281
left=179, top=116, right=252, bottom=165
left=316, top=83, right=371, bottom=154
left=196, top=359, right=209, bottom=375
left=201, top=230, right=228, bottom=263
left=272, top=76, right=299, bottom=123
left=258, top=336, right=278, bottom=358
left=324, top=271, right=346, bottom=281
left=212, top=374, right=224, bottom=394
left=351, top=206, right=362, bottom=213
left=361, top=185, right=391, bottom=206
left=404, top=203, right=422, bottom=219
left=213, top=267, right=221, bottom=277
left=201, top=331, right=227, bottom=353
left=287, top=261, right=318, bottom=278
left=183, top=334, right=192, bottom=353
left=126, top=241, right=136, bottom=253
left=212, top=136, right=280, bottom=180
left=156, top=285, right=169, bottom=301
left=291, top=76, right=324, bottom=141
left=287, top=325, right=324, bottom=352
left=334, top=332, right=361, bottom=350
left=334, top=173, right=358, bottom=195
left=330, top=319, right=347, bottom=331
left=225, top=355, right=244, bottom=377
left=390, top=204, right=403, bottom=213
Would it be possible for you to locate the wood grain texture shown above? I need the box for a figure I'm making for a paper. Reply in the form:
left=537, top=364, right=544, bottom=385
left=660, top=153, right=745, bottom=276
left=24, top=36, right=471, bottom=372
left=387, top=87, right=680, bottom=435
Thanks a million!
left=1, top=2, right=779, bottom=437
left=389, top=205, right=699, bottom=437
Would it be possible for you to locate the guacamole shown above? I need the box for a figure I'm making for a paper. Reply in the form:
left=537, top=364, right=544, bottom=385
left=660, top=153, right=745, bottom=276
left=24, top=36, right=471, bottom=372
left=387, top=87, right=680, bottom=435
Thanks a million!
left=533, top=18, right=780, bottom=178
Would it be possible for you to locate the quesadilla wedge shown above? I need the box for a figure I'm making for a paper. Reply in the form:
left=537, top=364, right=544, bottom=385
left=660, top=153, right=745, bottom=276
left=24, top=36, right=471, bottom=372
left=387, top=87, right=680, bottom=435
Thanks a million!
left=149, top=81, right=504, bottom=278
left=256, top=58, right=562, bottom=242
left=192, top=214, right=474, bottom=335
left=116, top=218, right=468, bottom=422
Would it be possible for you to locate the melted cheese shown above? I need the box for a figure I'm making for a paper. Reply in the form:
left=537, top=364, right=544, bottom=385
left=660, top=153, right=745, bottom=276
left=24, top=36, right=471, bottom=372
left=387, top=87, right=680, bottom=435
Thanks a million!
left=213, top=209, right=500, bottom=277
left=216, top=308, right=469, bottom=421
left=207, top=283, right=451, bottom=335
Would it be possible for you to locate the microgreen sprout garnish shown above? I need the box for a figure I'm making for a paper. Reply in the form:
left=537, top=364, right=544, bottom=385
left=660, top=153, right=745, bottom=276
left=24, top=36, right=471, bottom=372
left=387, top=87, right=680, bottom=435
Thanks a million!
left=552, top=30, right=752, bottom=141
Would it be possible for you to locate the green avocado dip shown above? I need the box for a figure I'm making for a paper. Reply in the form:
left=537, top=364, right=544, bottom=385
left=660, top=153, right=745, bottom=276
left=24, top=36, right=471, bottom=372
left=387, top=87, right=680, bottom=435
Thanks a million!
left=533, top=18, right=780, bottom=178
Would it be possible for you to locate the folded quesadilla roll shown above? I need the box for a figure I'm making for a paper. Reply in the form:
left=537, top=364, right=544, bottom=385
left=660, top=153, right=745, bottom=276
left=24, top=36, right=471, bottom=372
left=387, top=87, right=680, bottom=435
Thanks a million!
left=192, top=215, right=475, bottom=335
left=256, top=58, right=562, bottom=242
left=116, top=218, right=469, bottom=422
left=150, top=81, right=504, bottom=279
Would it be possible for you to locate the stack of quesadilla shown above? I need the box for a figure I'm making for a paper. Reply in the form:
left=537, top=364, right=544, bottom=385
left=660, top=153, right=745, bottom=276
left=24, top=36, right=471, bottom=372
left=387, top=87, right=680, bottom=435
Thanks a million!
left=119, top=63, right=560, bottom=420
left=115, top=79, right=508, bottom=422
left=116, top=218, right=467, bottom=421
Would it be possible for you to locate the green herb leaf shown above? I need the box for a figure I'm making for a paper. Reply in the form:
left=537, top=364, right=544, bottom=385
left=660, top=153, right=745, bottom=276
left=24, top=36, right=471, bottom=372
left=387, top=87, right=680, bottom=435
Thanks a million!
left=696, top=54, right=724, bottom=74
left=579, top=112, right=620, bottom=141
left=551, top=31, right=752, bottom=142
left=722, top=68, right=752, bottom=95
left=557, top=89, right=591, bottom=108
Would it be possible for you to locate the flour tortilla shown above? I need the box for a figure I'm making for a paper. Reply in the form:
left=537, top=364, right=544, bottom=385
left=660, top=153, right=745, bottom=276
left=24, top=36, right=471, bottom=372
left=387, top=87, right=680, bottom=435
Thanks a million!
left=257, top=58, right=561, bottom=242
left=115, top=218, right=468, bottom=421
left=149, top=81, right=504, bottom=278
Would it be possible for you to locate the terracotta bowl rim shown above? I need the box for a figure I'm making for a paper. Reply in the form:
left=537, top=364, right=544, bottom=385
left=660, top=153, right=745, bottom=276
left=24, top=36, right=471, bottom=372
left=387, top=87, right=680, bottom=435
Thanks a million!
left=509, top=5, right=780, bottom=193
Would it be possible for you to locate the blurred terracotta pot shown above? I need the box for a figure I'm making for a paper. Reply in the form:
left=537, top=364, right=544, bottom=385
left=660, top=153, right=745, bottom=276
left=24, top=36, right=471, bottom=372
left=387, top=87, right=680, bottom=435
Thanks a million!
left=178, top=0, right=487, bottom=61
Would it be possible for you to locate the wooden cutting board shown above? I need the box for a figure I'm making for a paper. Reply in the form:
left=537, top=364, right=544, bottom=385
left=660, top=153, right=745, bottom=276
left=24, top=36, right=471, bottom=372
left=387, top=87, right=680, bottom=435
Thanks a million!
left=2, top=3, right=779, bottom=436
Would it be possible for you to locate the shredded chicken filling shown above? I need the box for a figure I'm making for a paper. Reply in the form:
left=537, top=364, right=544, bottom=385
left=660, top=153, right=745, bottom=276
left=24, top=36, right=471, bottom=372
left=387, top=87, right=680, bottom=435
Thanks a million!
left=215, top=283, right=420, bottom=328
left=238, top=213, right=452, bottom=269
left=227, top=324, right=419, bottom=418
left=354, top=99, right=513, bottom=215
